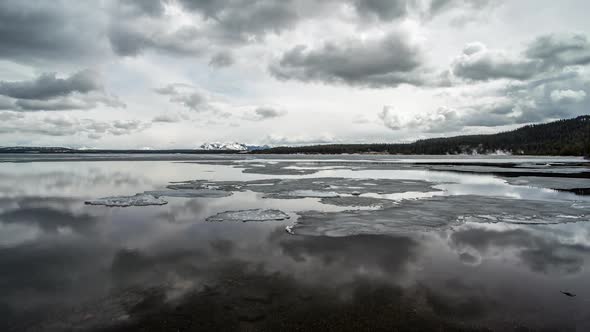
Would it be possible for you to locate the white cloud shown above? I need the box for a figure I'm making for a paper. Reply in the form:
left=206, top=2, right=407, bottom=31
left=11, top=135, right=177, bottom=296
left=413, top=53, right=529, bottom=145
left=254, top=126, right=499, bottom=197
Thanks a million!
left=0, top=0, right=589, bottom=147
left=379, top=106, right=462, bottom=133
left=550, top=89, right=587, bottom=103
left=264, top=133, right=337, bottom=145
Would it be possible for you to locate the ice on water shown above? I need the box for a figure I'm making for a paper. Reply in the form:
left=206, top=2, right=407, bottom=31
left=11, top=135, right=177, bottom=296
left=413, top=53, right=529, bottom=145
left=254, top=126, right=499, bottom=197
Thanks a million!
left=145, top=189, right=232, bottom=198
left=85, top=194, right=168, bottom=207
left=207, top=209, right=290, bottom=222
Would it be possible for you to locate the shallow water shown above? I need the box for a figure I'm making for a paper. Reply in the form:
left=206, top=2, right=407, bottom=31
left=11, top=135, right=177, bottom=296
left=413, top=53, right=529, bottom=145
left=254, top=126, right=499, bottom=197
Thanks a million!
left=1, top=155, right=589, bottom=331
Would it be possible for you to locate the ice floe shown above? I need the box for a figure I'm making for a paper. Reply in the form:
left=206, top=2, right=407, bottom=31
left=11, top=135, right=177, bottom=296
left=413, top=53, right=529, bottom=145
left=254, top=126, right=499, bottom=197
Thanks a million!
left=85, top=194, right=167, bottom=207
left=206, top=209, right=290, bottom=222
left=504, top=177, right=590, bottom=191
left=285, top=224, right=295, bottom=234
left=145, top=189, right=232, bottom=198
left=169, top=178, right=440, bottom=201
left=319, top=196, right=396, bottom=208
left=291, top=195, right=590, bottom=236
left=286, top=190, right=340, bottom=198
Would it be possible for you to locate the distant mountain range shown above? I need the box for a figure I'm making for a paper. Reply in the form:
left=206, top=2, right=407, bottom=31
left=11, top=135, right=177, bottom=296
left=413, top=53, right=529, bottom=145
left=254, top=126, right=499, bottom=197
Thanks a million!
left=253, top=115, right=590, bottom=156
left=199, top=142, right=270, bottom=151
left=1, top=116, right=588, bottom=156
left=0, top=143, right=271, bottom=154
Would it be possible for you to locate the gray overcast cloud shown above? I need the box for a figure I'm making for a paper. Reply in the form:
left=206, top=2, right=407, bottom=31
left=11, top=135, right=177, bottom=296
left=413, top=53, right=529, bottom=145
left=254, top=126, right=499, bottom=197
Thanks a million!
left=0, top=0, right=588, bottom=148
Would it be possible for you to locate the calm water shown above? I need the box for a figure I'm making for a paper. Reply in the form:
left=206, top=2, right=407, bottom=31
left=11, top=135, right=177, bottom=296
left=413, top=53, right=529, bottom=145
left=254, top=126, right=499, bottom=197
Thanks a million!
left=1, top=155, right=589, bottom=331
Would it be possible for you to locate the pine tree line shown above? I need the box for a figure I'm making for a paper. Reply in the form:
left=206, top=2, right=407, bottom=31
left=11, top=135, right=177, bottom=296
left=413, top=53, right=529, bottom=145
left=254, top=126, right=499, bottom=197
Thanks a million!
left=253, top=115, right=590, bottom=156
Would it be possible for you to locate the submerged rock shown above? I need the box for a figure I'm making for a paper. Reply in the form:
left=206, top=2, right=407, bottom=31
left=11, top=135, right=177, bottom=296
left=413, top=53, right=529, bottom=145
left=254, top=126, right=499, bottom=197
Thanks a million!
left=207, top=209, right=290, bottom=222
left=85, top=194, right=167, bottom=207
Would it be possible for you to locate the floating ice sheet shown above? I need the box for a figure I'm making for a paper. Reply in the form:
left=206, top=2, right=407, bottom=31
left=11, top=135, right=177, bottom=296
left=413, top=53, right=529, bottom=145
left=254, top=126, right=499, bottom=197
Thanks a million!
left=286, top=190, right=340, bottom=198
left=145, top=189, right=232, bottom=198
left=319, top=196, right=396, bottom=208
left=504, top=177, right=590, bottom=190
left=170, top=178, right=440, bottom=200
left=186, top=157, right=590, bottom=179
left=206, top=209, right=290, bottom=222
left=85, top=194, right=167, bottom=207
left=292, top=195, right=590, bottom=236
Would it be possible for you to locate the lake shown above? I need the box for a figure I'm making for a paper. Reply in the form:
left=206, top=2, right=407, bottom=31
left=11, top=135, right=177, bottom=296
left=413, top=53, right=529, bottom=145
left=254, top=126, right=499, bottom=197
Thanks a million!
left=1, top=154, right=589, bottom=331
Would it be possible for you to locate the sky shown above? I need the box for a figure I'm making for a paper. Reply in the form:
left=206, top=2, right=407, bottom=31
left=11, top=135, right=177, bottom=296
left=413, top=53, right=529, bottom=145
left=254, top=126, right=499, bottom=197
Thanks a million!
left=0, top=0, right=589, bottom=148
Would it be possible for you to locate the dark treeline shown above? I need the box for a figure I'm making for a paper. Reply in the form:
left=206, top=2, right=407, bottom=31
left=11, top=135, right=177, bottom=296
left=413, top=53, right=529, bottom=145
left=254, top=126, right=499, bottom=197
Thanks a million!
left=253, top=115, right=590, bottom=156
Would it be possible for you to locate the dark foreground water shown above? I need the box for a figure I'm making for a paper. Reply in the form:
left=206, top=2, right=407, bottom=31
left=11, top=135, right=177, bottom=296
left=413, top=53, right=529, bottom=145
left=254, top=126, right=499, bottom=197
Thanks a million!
left=1, top=155, right=590, bottom=331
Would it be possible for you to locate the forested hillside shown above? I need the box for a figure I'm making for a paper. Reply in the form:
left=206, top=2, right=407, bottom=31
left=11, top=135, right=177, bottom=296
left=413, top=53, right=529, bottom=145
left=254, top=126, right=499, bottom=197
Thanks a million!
left=253, top=116, right=590, bottom=156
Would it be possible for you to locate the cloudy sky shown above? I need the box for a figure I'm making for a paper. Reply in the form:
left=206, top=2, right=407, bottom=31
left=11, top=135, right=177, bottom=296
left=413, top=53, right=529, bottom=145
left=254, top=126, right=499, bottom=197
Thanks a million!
left=0, top=0, right=589, bottom=148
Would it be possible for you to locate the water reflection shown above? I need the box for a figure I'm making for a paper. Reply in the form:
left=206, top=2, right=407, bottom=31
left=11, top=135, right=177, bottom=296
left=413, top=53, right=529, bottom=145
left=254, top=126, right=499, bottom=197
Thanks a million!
left=0, top=159, right=589, bottom=331
left=450, top=223, right=590, bottom=275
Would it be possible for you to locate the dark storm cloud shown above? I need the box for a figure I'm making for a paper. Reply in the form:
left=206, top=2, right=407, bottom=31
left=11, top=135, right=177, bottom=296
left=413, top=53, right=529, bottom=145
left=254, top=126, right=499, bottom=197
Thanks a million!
left=3, top=0, right=499, bottom=73
left=15, top=99, right=96, bottom=111
left=197, top=0, right=300, bottom=41
left=0, top=1, right=106, bottom=64
left=0, top=115, right=149, bottom=138
left=209, top=51, right=235, bottom=67
left=107, top=0, right=500, bottom=58
left=175, top=0, right=498, bottom=27
left=429, top=0, right=500, bottom=15
left=167, top=92, right=206, bottom=111
left=351, top=0, right=409, bottom=21
left=175, top=0, right=228, bottom=17
left=525, top=32, right=590, bottom=67
left=153, top=84, right=178, bottom=95
left=254, top=107, right=287, bottom=119
left=119, top=0, right=166, bottom=17
left=429, top=0, right=457, bottom=13
left=0, top=0, right=505, bottom=65
left=451, top=42, right=540, bottom=81
left=476, top=70, right=590, bottom=126
left=9, top=94, right=125, bottom=112
left=387, top=86, right=588, bottom=132
left=0, top=70, right=125, bottom=112
left=155, top=84, right=214, bottom=112
left=381, top=69, right=590, bottom=131
left=0, top=70, right=102, bottom=100
left=152, top=113, right=186, bottom=123
left=108, top=0, right=301, bottom=57
left=0, top=96, right=13, bottom=110
left=451, top=33, right=590, bottom=82
left=270, top=31, right=426, bottom=88
left=108, top=23, right=207, bottom=56
left=412, top=32, right=590, bottom=132
left=107, top=23, right=152, bottom=57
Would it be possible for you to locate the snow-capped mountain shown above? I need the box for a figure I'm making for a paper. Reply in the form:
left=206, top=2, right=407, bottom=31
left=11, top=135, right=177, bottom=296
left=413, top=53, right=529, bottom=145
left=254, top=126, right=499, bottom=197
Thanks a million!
left=199, top=142, right=249, bottom=151
left=198, top=142, right=271, bottom=151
